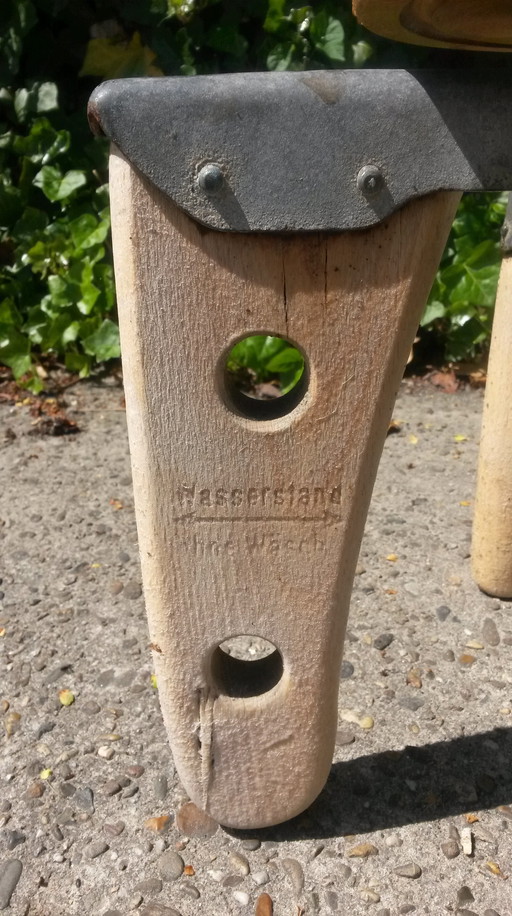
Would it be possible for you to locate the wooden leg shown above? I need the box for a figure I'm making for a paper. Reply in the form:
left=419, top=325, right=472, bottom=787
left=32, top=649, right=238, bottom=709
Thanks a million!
left=472, top=254, right=512, bottom=597
left=109, top=145, right=459, bottom=829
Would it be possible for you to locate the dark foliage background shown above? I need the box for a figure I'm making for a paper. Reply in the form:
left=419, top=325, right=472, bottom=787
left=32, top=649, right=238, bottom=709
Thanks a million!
left=0, top=0, right=508, bottom=389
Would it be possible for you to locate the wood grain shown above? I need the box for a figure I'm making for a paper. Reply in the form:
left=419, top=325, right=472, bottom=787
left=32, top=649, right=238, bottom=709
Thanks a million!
left=353, top=0, right=512, bottom=51
left=109, top=145, right=459, bottom=828
left=473, top=254, right=512, bottom=597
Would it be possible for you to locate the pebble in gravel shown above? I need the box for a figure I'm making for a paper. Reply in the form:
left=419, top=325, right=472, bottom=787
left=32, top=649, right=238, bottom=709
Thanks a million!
left=360, top=888, right=381, bottom=903
left=461, top=828, right=473, bottom=855
left=144, top=816, right=172, bottom=833
left=398, top=695, right=425, bottom=711
left=181, top=884, right=200, bottom=900
left=125, top=765, right=145, bottom=778
left=175, top=801, right=218, bottom=838
left=384, top=834, right=403, bottom=848
left=98, top=746, right=115, bottom=760
left=340, top=660, right=354, bottom=678
left=153, top=775, right=168, bottom=801
left=281, top=858, right=304, bottom=897
left=4, top=830, right=26, bottom=850
left=348, top=843, right=379, bottom=858
left=482, top=617, right=501, bottom=646
left=223, top=876, right=244, bottom=888
left=233, top=890, right=250, bottom=906
left=374, top=633, right=394, bottom=650
left=393, top=863, right=422, bottom=879
left=457, top=887, right=475, bottom=907
left=325, top=891, right=338, bottom=912
left=230, top=852, right=250, bottom=875
left=87, top=840, right=109, bottom=859
left=336, top=729, right=355, bottom=746
left=0, top=859, right=22, bottom=909
left=124, top=581, right=143, bottom=600
left=134, top=879, right=163, bottom=896
left=441, top=839, right=460, bottom=859
left=157, top=849, right=184, bottom=881
left=104, top=780, right=122, bottom=796
left=24, top=782, right=45, bottom=800
left=241, top=839, right=261, bottom=852
left=256, top=893, right=273, bottom=916
left=104, top=821, right=125, bottom=837
left=252, top=870, right=270, bottom=886
left=436, top=605, right=451, bottom=622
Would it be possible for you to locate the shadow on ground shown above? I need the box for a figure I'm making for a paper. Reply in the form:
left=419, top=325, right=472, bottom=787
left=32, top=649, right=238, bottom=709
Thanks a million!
left=228, top=727, right=512, bottom=842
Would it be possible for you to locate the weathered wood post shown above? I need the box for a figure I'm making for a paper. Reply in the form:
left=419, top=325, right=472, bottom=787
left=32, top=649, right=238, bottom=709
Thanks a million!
left=89, top=68, right=512, bottom=828
left=472, top=198, right=512, bottom=597
left=352, top=0, right=512, bottom=602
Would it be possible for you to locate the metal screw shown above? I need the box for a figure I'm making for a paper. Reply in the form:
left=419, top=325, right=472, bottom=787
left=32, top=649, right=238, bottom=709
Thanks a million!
left=197, top=163, right=225, bottom=194
left=357, top=165, right=384, bottom=196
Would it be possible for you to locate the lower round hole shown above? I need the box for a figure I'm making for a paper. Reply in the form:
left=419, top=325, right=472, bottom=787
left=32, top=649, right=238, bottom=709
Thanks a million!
left=222, top=334, right=308, bottom=421
left=210, top=636, right=284, bottom=698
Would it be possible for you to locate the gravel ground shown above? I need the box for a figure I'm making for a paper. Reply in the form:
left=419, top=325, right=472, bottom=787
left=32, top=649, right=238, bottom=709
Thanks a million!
left=1, top=377, right=512, bottom=916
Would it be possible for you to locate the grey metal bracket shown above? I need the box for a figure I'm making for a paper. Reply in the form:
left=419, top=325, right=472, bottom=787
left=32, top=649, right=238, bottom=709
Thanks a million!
left=89, top=68, right=512, bottom=234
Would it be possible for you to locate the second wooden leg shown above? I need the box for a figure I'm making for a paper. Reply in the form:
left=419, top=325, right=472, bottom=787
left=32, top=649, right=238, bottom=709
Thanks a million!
left=472, top=253, right=512, bottom=597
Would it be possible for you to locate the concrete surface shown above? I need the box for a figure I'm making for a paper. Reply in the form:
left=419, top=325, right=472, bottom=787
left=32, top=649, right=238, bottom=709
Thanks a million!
left=1, top=377, right=511, bottom=916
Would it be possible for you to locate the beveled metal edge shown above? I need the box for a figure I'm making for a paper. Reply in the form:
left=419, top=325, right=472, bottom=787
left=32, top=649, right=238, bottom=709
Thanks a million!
left=89, top=69, right=512, bottom=233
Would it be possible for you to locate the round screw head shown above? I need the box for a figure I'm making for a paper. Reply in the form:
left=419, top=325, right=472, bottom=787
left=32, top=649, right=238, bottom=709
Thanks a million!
left=197, top=163, right=225, bottom=194
left=357, top=164, right=384, bottom=196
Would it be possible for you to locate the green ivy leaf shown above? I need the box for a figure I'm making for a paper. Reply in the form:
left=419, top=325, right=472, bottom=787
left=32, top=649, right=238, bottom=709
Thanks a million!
left=65, top=350, right=93, bottom=377
left=82, top=318, right=120, bottom=361
left=267, top=41, right=295, bottom=71
left=13, top=207, right=48, bottom=242
left=0, top=180, right=23, bottom=228
left=0, top=322, right=31, bottom=377
left=13, top=117, right=69, bottom=164
left=265, top=346, right=304, bottom=374
left=352, top=40, right=373, bottom=67
left=69, top=213, right=109, bottom=250
left=33, top=165, right=87, bottom=202
left=0, top=0, right=37, bottom=81
left=311, top=15, right=345, bottom=62
left=420, top=300, right=445, bottom=328
left=14, top=82, right=58, bottom=123
left=206, top=25, right=247, bottom=58
left=264, top=0, right=287, bottom=33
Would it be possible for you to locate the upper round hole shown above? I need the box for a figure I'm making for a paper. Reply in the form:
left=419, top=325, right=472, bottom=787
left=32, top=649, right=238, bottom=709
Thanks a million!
left=221, top=334, right=308, bottom=421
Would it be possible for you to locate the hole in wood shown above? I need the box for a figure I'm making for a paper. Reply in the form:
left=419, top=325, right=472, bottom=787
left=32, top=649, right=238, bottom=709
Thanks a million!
left=222, top=334, right=308, bottom=421
left=210, top=637, right=284, bottom=698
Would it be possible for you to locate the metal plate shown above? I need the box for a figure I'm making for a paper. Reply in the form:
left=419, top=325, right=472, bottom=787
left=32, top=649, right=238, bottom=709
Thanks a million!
left=89, top=69, right=512, bottom=233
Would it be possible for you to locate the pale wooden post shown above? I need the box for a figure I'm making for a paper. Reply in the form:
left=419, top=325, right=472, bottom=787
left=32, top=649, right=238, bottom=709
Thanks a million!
left=350, top=9, right=512, bottom=598
left=109, top=144, right=459, bottom=827
left=472, top=214, right=512, bottom=597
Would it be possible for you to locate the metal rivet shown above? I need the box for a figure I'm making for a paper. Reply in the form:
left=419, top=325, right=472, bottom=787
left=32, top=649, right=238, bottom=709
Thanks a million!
left=197, top=163, right=225, bottom=194
left=357, top=165, right=384, bottom=196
